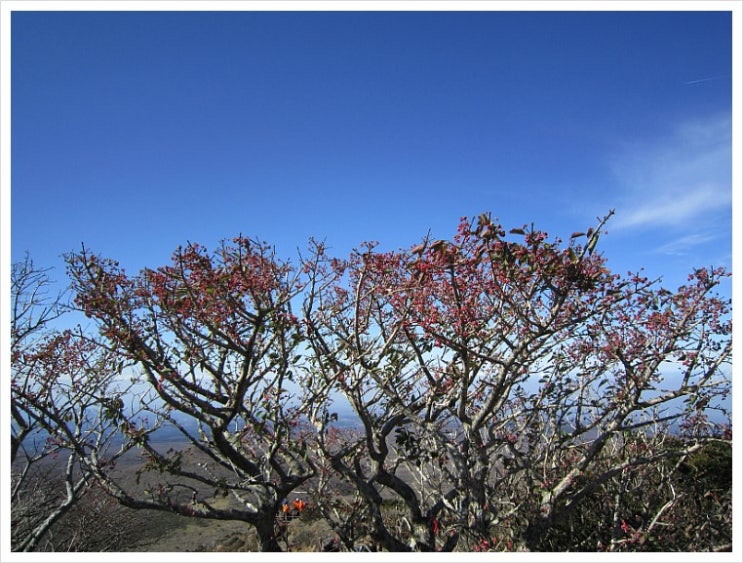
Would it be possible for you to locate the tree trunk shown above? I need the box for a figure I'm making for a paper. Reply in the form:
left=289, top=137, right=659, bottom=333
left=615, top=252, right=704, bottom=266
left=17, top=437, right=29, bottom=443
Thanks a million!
left=524, top=513, right=552, bottom=551
left=255, top=516, right=283, bottom=552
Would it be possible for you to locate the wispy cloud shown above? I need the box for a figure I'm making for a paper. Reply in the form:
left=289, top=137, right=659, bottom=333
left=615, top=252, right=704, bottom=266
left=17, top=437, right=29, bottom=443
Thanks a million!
left=608, top=114, right=732, bottom=232
left=653, top=232, right=720, bottom=256
left=683, top=75, right=727, bottom=85
left=615, top=184, right=729, bottom=230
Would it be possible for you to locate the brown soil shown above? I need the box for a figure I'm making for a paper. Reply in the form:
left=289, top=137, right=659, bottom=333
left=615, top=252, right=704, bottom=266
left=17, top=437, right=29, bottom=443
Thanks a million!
left=118, top=501, right=335, bottom=552
left=120, top=508, right=252, bottom=552
left=81, top=441, right=335, bottom=552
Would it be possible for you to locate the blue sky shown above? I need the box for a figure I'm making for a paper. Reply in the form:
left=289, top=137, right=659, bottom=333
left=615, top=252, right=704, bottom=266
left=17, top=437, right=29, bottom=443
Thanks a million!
left=9, top=8, right=735, bottom=296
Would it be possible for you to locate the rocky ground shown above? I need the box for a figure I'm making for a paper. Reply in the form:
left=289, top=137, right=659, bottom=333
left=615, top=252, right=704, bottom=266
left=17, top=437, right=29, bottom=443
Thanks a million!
left=116, top=493, right=335, bottom=552
left=27, top=439, right=338, bottom=552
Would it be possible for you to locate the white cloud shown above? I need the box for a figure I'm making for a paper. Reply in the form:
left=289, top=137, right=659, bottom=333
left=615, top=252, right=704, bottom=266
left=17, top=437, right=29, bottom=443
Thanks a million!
left=653, top=232, right=720, bottom=256
left=616, top=184, right=730, bottom=230
left=608, top=114, right=732, bottom=231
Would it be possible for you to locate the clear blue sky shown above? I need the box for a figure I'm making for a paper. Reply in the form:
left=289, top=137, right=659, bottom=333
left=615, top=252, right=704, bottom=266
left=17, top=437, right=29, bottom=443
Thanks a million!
left=10, top=9, right=734, bottom=295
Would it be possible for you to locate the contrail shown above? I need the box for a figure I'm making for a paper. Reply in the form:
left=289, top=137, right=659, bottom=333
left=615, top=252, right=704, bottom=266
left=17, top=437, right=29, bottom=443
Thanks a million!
left=683, top=75, right=726, bottom=85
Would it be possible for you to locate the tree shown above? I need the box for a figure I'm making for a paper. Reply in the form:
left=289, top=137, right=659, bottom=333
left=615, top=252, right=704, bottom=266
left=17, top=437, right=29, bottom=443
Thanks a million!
left=302, top=240, right=459, bottom=551
left=64, top=237, right=322, bottom=551
left=10, top=256, right=125, bottom=551
left=302, top=211, right=732, bottom=551
left=48, top=213, right=732, bottom=552
left=11, top=256, right=65, bottom=463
